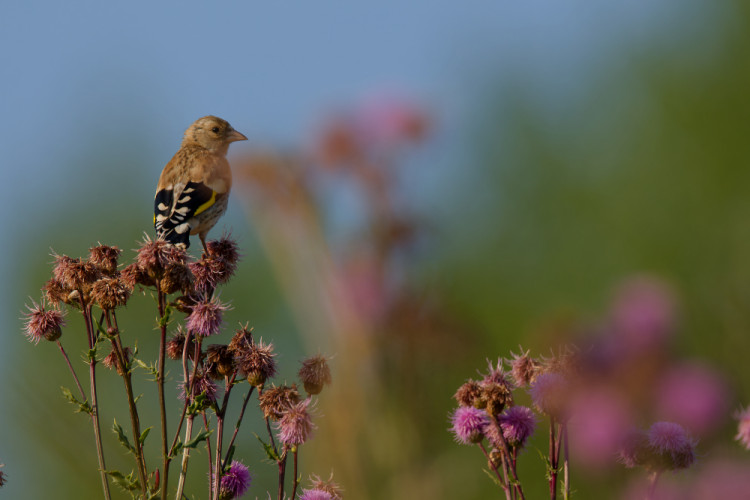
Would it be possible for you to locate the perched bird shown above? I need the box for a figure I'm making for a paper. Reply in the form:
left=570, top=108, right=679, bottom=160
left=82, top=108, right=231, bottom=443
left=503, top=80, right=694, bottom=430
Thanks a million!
left=154, top=116, right=247, bottom=253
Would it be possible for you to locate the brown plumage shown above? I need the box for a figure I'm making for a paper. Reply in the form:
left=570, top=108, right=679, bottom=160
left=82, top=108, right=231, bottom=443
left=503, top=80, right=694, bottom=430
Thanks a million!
left=154, top=116, right=247, bottom=253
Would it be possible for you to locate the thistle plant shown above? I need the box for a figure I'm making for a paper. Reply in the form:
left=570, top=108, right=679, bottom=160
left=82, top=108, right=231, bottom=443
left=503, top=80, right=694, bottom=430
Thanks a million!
left=23, top=236, right=339, bottom=500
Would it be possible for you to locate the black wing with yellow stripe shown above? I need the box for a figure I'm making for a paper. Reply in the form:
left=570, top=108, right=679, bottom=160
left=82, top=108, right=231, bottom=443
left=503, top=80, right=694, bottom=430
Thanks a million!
left=154, top=181, right=215, bottom=248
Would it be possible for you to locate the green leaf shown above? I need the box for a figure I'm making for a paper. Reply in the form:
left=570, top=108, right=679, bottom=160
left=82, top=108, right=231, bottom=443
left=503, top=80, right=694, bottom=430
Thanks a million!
left=183, top=428, right=213, bottom=449
left=139, top=426, right=153, bottom=445
left=113, top=419, right=136, bottom=454
left=483, top=467, right=505, bottom=488
left=224, top=444, right=235, bottom=467
left=255, top=433, right=280, bottom=462
left=158, top=304, right=173, bottom=328
left=105, top=469, right=140, bottom=493
left=61, top=386, right=92, bottom=415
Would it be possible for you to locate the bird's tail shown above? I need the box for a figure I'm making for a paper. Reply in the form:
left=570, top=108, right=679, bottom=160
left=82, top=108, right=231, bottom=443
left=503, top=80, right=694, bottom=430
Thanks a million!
left=156, top=227, right=191, bottom=250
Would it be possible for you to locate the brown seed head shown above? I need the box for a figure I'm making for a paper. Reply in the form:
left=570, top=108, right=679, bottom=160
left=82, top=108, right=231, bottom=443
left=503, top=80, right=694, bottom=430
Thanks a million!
left=298, top=354, right=332, bottom=395
left=120, top=263, right=155, bottom=289
left=53, top=255, right=100, bottom=291
left=136, top=235, right=189, bottom=280
left=88, top=244, right=122, bottom=275
left=102, top=346, right=132, bottom=375
left=206, top=344, right=235, bottom=379
left=237, top=338, right=277, bottom=388
left=454, top=379, right=483, bottom=408
left=228, top=325, right=254, bottom=356
left=43, top=278, right=73, bottom=306
left=259, top=384, right=300, bottom=420
left=160, top=262, right=194, bottom=295
left=507, top=347, right=540, bottom=387
left=166, top=327, right=196, bottom=361
left=91, top=276, right=131, bottom=310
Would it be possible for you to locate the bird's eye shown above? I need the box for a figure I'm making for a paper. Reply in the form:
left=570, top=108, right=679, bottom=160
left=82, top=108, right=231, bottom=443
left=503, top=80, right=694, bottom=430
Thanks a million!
left=211, top=127, right=220, bottom=133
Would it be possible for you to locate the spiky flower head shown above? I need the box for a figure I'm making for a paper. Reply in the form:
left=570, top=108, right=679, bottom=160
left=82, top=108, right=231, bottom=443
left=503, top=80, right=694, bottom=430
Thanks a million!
left=189, top=258, right=223, bottom=295
left=507, top=347, right=540, bottom=387
left=299, top=354, right=332, bottom=395
left=496, top=406, right=536, bottom=448
left=259, top=384, right=301, bottom=420
left=166, top=327, right=196, bottom=361
left=160, top=262, right=194, bottom=295
left=236, top=337, right=277, bottom=388
left=735, top=407, right=750, bottom=451
left=180, top=372, right=220, bottom=407
left=277, top=399, right=315, bottom=446
left=618, top=428, right=649, bottom=469
left=102, top=346, right=132, bottom=376
left=647, top=421, right=696, bottom=471
left=450, top=406, right=489, bottom=445
left=307, top=473, right=343, bottom=500
left=454, top=379, right=483, bottom=408
left=228, top=325, right=254, bottom=354
left=206, top=344, right=235, bottom=380
left=136, top=235, right=188, bottom=280
left=119, top=262, right=155, bottom=289
left=299, top=490, right=333, bottom=500
left=186, top=296, right=228, bottom=337
left=206, top=236, right=241, bottom=284
left=23, top=299, right=66, bottom=343
left=529, top=372, right=569, bottom=420
left=88, top=244, right=122, bottom=275
left=479, top=360, right=514, bottom=417
left=52, top=254, right=100, bottom=294
left=213, top=460, right=251, bottom=500
left=43, top=278, right=73, bottom=306
left=91, top=276, right=131, bottom=310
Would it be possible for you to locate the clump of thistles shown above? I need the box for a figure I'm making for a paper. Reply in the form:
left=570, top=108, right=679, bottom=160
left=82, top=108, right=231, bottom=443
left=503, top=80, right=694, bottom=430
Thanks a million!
left=277, top=399, right=315, bottom=446
left=23, top=299, right=66, bottom=343
left=299, top=354, right=332, bottom=395
left=213, top=460, right=251, bottom=500
left=186, top=296, right=229, bottom=337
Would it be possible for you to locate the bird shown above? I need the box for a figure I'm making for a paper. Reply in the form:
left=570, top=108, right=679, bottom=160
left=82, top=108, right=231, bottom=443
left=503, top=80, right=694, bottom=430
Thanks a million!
left=154, top=116, right=247, bottom=253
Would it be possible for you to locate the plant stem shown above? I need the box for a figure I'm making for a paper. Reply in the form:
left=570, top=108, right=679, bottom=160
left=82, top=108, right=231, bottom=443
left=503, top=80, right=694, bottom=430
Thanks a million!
left=278, top=450, right=288, bottom=500
left=56, top=340, right=86, bottom=400
left=175, top=416, right=193, bottom=500
left=549, top=417, right=558, bottom=500
left=562, top=423, right=569, bottom=500
left=81, top=304, right=111, bottom=500
left=157, top=287, right=170, bottom=499
left=478, top=442, right=510, bottom=500
left=223, top=387, right=254, bottom=464
left=108, top=311, right=149, bottom=497
left=291, top=448, right=299, bottom=500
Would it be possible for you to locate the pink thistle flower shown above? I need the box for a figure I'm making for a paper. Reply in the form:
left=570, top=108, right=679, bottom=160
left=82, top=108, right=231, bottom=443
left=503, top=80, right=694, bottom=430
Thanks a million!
left=450, top=406, right=489, bottom=445
left=206, top=236, right=241, bottom=284
left=186, top=296, right=228, bottom=337
left=307, top=473, right=343, bottom=500
left=506, top=347, right=540, bottom=387
left=23, top=299, right=66, bottom=343
left=734, top=406, right=750, bottom=450
left=213, top=460, right=251, bottom=499
left=277, top=399, right=315, bottom=446
left=529, top=372, right=569, bottom=420
left=497, top=406, right=537, bottom=448
left=180, top=372, right=220, bottom=406
left=299, top=490, right=333, bottom=500
left=568, top=390, right=632, bottom=468
left=647, top=421, right=696, bottom=470
left=189, top=258, right=223, bottom=295
left=654, top=363, right=728, bottom=436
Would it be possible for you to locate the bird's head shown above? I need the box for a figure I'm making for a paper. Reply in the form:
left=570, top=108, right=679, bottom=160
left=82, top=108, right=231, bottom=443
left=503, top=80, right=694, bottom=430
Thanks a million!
left=182, top=116, right=248, bottom=153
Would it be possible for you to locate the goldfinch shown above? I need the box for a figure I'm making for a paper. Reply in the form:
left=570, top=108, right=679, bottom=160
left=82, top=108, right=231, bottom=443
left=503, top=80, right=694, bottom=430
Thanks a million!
left=154, top=116, right=247, bottom=253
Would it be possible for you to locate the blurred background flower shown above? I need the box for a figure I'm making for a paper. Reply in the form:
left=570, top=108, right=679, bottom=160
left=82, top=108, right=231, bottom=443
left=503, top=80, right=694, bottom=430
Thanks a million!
left=5, top=1, right=750, bottom=498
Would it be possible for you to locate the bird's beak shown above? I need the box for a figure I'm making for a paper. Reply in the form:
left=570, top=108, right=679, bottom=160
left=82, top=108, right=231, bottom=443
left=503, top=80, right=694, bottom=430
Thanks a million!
left=228, top=129, right=248, bottom=142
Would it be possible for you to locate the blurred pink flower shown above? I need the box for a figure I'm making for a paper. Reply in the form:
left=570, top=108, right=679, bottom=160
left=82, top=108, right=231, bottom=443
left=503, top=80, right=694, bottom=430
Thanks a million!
left=610, top=276, right=677, bottom=350
left=568, top=389, right=632, bottom=469
left=655, top=362, right=729, bottom=436
left=647, top=421, right=696, bottom=470
left=352, top=96, right=429, bottom=149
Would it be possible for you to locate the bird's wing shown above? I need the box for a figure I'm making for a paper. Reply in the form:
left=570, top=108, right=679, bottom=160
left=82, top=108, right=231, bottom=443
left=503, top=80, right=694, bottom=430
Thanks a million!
left=154, top=180, right=216, bottom=241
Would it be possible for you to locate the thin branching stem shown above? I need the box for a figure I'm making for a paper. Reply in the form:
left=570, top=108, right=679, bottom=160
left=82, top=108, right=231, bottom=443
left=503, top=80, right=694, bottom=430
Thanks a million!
left=291, top=448, right=299, bottom=500
left=56, top=340, right=86, bottom=400
left=223, top=386, right=255, bottom=464
left=478, top=442, right=510, bottom=500
left=157, top=286, right=170, bottom=499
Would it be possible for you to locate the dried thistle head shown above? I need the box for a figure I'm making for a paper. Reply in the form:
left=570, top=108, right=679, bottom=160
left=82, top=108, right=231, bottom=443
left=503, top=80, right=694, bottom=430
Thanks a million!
left=136, top=235, right=188, bottom=280
left=88, top=244, right=122, bottom=275
left=258, top=384, right=300, bottom=420
left=307, top=473, right=343, bottom=500
left=479, top=359, right=514, bottom=417
left=228, top=325, right=254, bottom=355
left=120, top=263, right=155, bottom=289
left=102, top=346, right=132, bottom=376
left=506, top=347, right=540, bottom=387
left=185, top=295, right=228, bottom=338
left=236, top=337, right=277, bottom=388
left=43, top=278, right=75, bottom=306
left=53, top=254, right=100, bottom=292
left=206, top=344, right=235, bottom=379
left=160, top=262, right=194, bottom=295
left=23, top=299, right=65, bottom=343
left=166, top=327, right=191, bottom=361
left=206, top=235, right=241, bottom=284
left=454, top=379, right=483, bottom=408
left=188, top=258, right=222, bottom=295
left=276, top=399, right=315, bottom=446
left=91, top=276, right=131, bottom=310
left=298, top=354, right=332, bottom=396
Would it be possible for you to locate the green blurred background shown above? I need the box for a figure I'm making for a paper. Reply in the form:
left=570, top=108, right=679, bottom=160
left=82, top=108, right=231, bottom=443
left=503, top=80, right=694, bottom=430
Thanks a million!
left=3, top=1, right=750, bottom=498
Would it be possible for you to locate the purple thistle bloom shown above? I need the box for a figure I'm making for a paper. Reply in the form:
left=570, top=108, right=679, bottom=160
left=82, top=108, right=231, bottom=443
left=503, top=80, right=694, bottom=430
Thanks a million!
left=23, top=299, right=66, bottom=343
left=213, top=460, right=251, bottom=499
left=450, top=406, right=489, bottom=445
left=299, top=490, right=333, bottom=500
left=498, top=406, right=537, bottom=448
left=186, top=296, right=228, bottom=337
left=179, top=373, right=220, bottom=405
left=735, top=407, right=750, bottom=450
left=277, top=399, right=315, bottom=446
left=529, top=372, right=568, bottom=419
left=647, top=421, right=696, bottom=470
